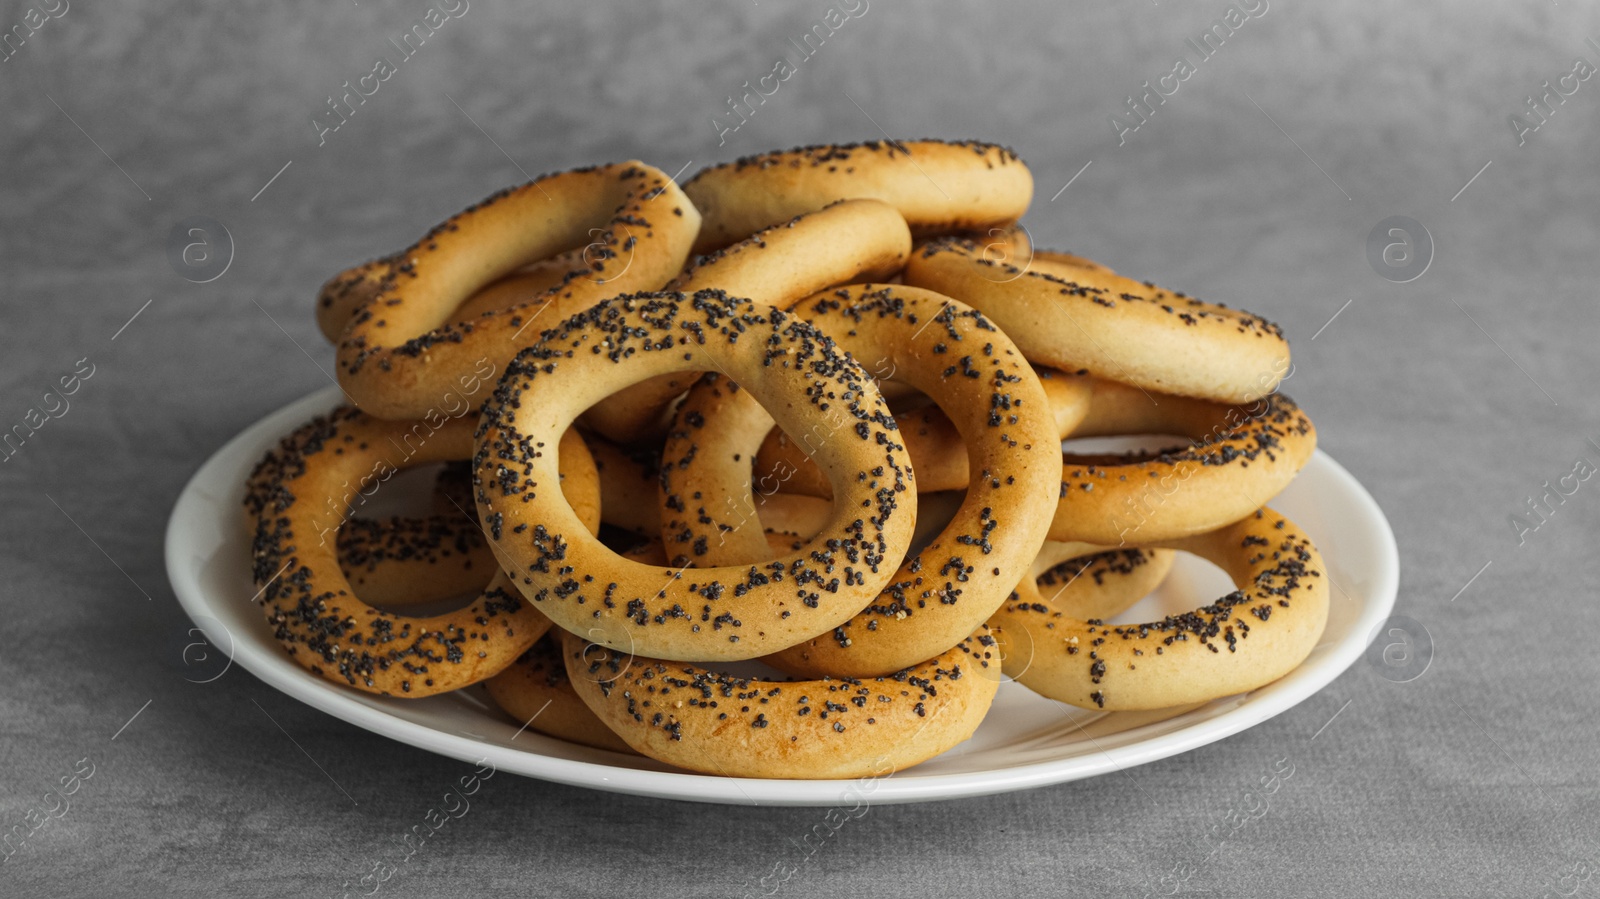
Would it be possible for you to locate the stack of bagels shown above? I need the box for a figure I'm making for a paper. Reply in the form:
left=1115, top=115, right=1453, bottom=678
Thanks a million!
left=246, top=139, right=1325, bottom=779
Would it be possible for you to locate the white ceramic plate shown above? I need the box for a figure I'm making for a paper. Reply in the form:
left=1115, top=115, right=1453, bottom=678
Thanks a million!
left=166, top=386, right=1399, bottom=806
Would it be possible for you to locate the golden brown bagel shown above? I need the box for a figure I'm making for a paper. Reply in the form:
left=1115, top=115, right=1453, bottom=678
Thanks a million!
left=1052, top=380, right=1316, bottom=545
left=561, top=627, right=1001, bottom=779
left=684, top=140, right=1032, bottom=253
left=335, top=162, right=700, bottom=420
left=904, top=237, right=1291, bottom=404
left=474, top=292, right=916, bottom=663
left=244, top=409, right=600, bottom=696
left=992, top=508, right=1329, bottom=710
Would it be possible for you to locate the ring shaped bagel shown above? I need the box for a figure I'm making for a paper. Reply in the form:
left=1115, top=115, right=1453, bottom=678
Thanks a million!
left=989, top=546, right=1175, bottom=682
left=660, top=285, right=1060, bottom=677
left=560, top=627, right=1001, bottom=779
left=992, top=507, right=1329, bottom=710
left=1052, top=380, right=1316, bottom=545
left=485, top=634, right=637, bottom=754
left=245, top=409, right=601, bottom=696
left=473, top=292, right=916, bottom=663
left=581, top=199, right=914, bottom=443
left=904, top=238, right=1291, bottom=404
left=336, top=161, right=701, bottom=419
left=754, top=367, right=1094, bottom=497
left=684, top=140, right=1032, bottom=254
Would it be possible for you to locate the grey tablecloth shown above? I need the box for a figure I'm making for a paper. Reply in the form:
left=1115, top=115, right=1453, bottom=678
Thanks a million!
left=3, top=1, right=1597, bottom=896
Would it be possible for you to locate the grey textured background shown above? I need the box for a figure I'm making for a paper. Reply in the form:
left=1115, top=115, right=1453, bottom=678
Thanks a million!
left=2, top=1, right=1598, bottom=896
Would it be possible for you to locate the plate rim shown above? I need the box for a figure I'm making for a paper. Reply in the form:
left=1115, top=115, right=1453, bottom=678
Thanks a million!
left=165, top=385, right=1400, bottom=807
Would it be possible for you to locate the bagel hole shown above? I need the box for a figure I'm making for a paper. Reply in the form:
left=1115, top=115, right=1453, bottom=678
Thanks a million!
left=337, top=461, right=497, bottom=615
left=878, top=382, right=937, bottom=414
left=1104, top=551, right=1235, bottom=626
left=911, top=490, right=963, bottom=556
left=364, top=587, right=496, bottom=617
left=1060, top=433, right=1195, bottom=465
left=757, top=382, right=935, bottom=454
left=343, top=462, right=454, bottom=519
left=733, top=488, right=960, bottom=567
left=705, top=657, right=792, bottom=681
left=597, top=522, right=654, bottom=557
